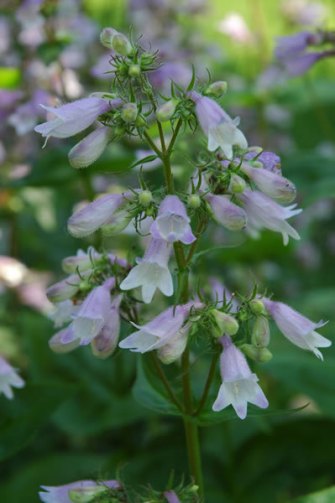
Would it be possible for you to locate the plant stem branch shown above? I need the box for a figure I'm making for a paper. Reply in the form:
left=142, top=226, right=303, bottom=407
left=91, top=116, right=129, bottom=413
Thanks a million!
left=150, top=353, right=184, bottom=412
left=194, top=350, right=220, bottom=416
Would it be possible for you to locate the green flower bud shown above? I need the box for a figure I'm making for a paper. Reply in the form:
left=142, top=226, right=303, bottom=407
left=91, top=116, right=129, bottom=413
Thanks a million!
left=252, top=316, right=270, bottom=347
left=156, top=100, right=177, bottom=122
left=135, top=115, right=147, bottom=127
left=112, top=32, right=132, bottom=56
left=187, top=193, right=201, bottom=209
left=229, top=174, right=246, bottom=194
left=121, top=103, right=138, bottom=123
left=138, top=190, right=153, bottom=207
left=250, top=299, right=267, bottom=315
left=205, top=80, right=228, bottom=97
left=128, top=64, right=141, bottom=77
left=212, top=309, right=239, bottom=337
left=241, top=344, right=272, bottom=362
left=99, top=27, right=117, bottom=49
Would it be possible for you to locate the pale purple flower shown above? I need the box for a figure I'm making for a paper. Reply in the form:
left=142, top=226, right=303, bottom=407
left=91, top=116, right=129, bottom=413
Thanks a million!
left=119, top=303, right=197, bottom=353
left=239, top=189, right=301, bottom=245
left=71, top=279, right=114, bottom=345
left=49, top=325, right=81, bottom=354
left=0, top=356, right=25, bottom=399
left=157, top=322, right=191, bottom=364
left=275, top=32, right=317, bottom=60
left=280, top=51, right=327, bottom=76
left=206, top=193, right=247, bottom=231
left=164, top=490, right=181, bottom=503
left=150, top=195, right=196, bottom=244
left=49, top=300, right=76, bottom=328
left=244, top=150, right=281, bottom=173
left=67, top=192, right=131, bottom=237
left=212, top=336, right=268, bottom=419
left=263, top=299, right=331, bottom=359
left=241, top=163, right=296, bottom=203
left=189, top=91, right=248, bottom=159
left=91, top=295, right=122, bottom=358
left=34, top=97, right=119, bottom=140
left=68, top=126, right=112, bottom=168
left=120, top=238, right=173, bottom=303
left=46, top=273, right=84, bottom=303
left=39, top=480, right=121, bottom=503
left=61, top=247, right=100, bottom=274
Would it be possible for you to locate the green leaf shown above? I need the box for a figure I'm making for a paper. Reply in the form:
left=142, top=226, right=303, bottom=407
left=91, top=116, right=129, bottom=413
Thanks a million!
left=130, top=154, right=159, bottom=170
left=291, top=486, right=335, bottom=503
left=0, top=382, right=75, bottom=461
left=132, top=355, right=181, bottom=416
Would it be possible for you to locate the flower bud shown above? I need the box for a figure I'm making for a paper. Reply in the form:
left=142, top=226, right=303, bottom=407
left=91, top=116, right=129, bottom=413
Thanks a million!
left=138, top=190, right=153, bottom=207
left=241, top=343, right=272, bottom=362
left=212, top=310, right=239, bottom=337
left=128, top=64, right=141, bottom=77
left=249, top=299, right=267, bottom=315
left=205, top=81, right=228, bottom=97
left=135, top=115, right=147, bottom=127
left=69, top=485, right=108, bottom=502
left=99, top=27, right=117, bottom=49
left=121, top=103, right=138, bottom=123
left=46, top=275, right=82, bottom=302
left=187, top=194, right=201, bottom=209
left=251, top=316, right=270, bottom=347
left=68, top=127, right=112, bottom=169
left=229, top=174, right=246, bottom=194
left=112, top=32, right=132, bottom=56
left=156, top=100, right=177, bottom=122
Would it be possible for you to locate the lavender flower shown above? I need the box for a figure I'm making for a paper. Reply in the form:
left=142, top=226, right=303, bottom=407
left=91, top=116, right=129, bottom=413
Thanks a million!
left=244, top=150, right=281, bottom=172
left=206, top=193, right=247, bottom=231
left=150, top=195, right=196, bottom=244
left=120, top=238, right=173, bottom=303
left=164, top=490, right=181, bottom=503
left=0, top=356, right=25, bottom=399
left=263, top=299, right=331, bottom=359
left=68, top=126, right=112, bottom=168
left=91, top=295, right=123, bottom=358
left=34, top=97, right=118, bottom=140
left=46, top=273, right=84, bottom=303
left=239, top=189, right=301, bottom=245
left=212, top=336, right=268, bottom=419
left=39, top=480, right=121, bottom=503
left=189, top=91, right=248, bottom=158
left=67, top=192, right=131, bottom=237
left=241, top=164, right=296, bottom=203
left=119, top=303, right=197, bottom=353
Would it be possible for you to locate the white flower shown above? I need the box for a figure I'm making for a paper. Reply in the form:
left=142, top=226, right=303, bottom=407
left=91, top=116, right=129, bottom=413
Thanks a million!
left=212, top=336, right=268, bottom=419
left=120, top=238, right=173, bottom=303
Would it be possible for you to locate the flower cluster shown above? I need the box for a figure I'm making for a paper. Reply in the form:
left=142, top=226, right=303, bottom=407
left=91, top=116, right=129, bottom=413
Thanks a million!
left=34, top=27, right=331, bottom=429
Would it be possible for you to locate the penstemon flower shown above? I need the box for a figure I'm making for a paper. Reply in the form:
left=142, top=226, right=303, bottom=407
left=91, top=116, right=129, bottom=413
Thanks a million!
left=120, top=238, right=173, bottom=303
left=206, top=193, right=247, bottom=231
left=212, top=336, right=269, bottom=419
left=68, top=125, right=113, bottom=168
left=34, top=97, right=120, bottom=141
left=0, top=356, right=25, bottom=400
left=39, top=480, right=122, bottom=503
left=189, top=91, right=248, bottom=158
left=263, top=299, right=331, bottom=359
left=150, top=195, right=196, bottom=244
left=239, top=189, right=302, bottom=245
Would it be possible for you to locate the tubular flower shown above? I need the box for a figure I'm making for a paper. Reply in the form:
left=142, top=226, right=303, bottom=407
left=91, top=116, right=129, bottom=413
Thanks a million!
left=34, top=97, right=121, bottom=140
left=0, top=356, right=25, bottom=400
left=150, top=195, right=196, bottom=244
left=39, top=480, right=122, bottom=503
left=212, top=336, right=269, bottom=419
left=67, top=192, right=132, bottom=237
left=120, top=238, right=173, bottom=303
left=189, top=91, right=248, bottom=158
left=91, top=294, right=123, bottom=358
left=263, top=299, right=331, bottom=359
left=119, top=302, right=199, bottom=353
left=206, top=193, right=247, bottom=231
left=239, top=189, right=301, bottom=245
left=68, top=126, right=112, bottom=168
left=241, top=163, right=296, bottom=203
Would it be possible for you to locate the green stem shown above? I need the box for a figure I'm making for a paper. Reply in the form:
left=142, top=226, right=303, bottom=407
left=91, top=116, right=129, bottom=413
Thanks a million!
left=150, top=353, right=184, bottom=412
left=194, top=350, right=220, bottom=416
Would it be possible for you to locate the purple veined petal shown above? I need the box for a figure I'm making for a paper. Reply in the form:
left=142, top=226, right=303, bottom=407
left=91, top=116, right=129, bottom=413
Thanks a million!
left=241, top=163, right=296, bottom=203
left=150, top=195, right=196, bottom=244
left=48, top=325, right=80, bottom=354
left=164, top=490, right=181, bottom=503
left=46, top=273, right=84, bottom=303
left=68, top=126, right=112, bottom=169
left=91, top=295, right=122, bottom=359
left=206, top=194, right=247, bottom=231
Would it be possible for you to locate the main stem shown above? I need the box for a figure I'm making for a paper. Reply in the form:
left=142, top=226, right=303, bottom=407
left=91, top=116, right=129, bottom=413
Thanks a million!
left=158, top=125, right=205, bottom=499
